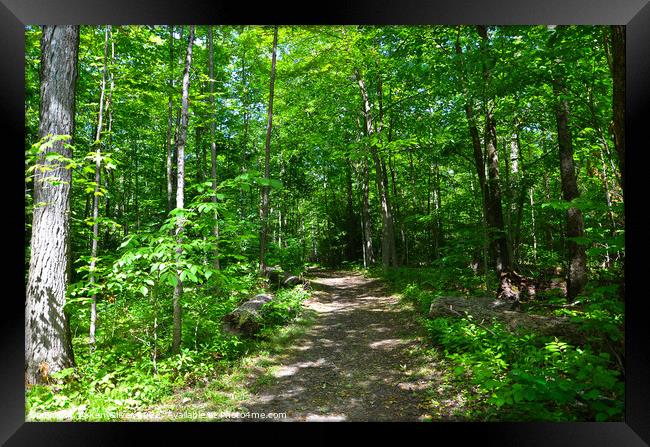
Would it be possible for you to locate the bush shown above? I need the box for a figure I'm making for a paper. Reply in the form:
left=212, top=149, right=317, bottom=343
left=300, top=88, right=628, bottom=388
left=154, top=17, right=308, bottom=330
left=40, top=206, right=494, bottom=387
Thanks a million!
left=262, top=286, right=310, bottom=326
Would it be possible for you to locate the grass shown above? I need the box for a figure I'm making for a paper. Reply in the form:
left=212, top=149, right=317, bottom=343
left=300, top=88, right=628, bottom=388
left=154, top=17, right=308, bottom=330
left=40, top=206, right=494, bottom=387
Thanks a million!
left=130, top=309, right=317, bottom=421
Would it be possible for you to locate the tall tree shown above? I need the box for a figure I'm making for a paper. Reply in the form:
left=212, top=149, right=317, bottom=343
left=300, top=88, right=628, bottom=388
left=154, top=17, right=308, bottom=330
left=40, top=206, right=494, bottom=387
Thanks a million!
left=476, top=25, right=512, bottom=279
left=355, top=67, right=397, bottom=270
left=454, top=29, right=490, bottom=264
left=171, top=25, right=194, bottom=354
left=25, top=25, right=80, bottom=385
left=259, top=25, right=279, bottom=273
left=550, top=26, right=588, bottom=301
left=89, top=25, right=112, bottom=348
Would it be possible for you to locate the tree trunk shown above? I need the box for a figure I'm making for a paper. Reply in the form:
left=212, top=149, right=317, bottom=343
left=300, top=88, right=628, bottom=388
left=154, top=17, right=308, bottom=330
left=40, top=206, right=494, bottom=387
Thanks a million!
left=377, top=73, right=398, bottom=267
left=361, top=156, right=375, bottom=267
left=172, top=26, right=194, bottom=355
left=259, top=25, right=278, bottom=273
left=477, top=25, right=512, bottom=277
left=355, top=68, right=396, bottom=270
left=388, top=155, right=407, bottom=265
left=454, top=29, right=491, bottom=261
left=554, top=78, right=587, bottom=302
left=208, top=26, right=221, bottom=270
left=89, top=25, right=111, bottom=349
left=26, top=25, right=79, bottom=385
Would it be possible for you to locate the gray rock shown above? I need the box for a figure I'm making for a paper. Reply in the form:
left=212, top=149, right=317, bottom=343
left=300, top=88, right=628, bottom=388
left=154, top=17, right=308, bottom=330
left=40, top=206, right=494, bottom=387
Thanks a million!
left=222, top=293, right=275, bottom=337
left=283, top=276, right=302, bottom=287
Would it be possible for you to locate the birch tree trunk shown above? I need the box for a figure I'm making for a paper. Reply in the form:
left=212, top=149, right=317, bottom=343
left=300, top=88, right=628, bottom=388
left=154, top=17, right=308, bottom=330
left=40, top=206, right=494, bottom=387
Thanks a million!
left=26, top=25, right=80, bottom=385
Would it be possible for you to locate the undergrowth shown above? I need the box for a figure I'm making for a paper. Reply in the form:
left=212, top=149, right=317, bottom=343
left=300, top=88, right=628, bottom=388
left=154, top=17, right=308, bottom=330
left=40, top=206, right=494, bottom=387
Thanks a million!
left=26, top=275, right=310, bottom=421
left=377, top=265, right=624, bottom=422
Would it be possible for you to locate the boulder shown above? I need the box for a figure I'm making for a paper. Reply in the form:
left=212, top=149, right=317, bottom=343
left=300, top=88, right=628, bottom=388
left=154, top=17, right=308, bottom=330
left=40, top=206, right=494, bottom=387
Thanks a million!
left=428, top=296, right=586, bottom=345
left=263, top=265, right=283, bottom=289
left=222, top=294, right=273, bottom=337
left=283, top=275, right=302, bottom=287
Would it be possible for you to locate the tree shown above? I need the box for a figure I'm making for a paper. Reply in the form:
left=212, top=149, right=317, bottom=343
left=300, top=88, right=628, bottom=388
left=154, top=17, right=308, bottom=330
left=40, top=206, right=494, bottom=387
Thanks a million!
left=355, top=67, right=397, bottom=270
left=259, top=25, right=278, bottom=273
left=550, top=26, right=588, bottom=301
left=25, top=25, right=80, bottom=385
left=89, top=25, right=113, bottom=348
left=476, top=26, right=513, bottom=292
left=172, top=25, right=194, bottom=355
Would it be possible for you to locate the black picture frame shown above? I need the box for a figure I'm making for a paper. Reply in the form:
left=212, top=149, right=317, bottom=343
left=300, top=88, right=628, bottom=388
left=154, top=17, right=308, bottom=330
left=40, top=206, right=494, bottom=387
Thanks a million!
left=3, top=0, right=649, bottom=444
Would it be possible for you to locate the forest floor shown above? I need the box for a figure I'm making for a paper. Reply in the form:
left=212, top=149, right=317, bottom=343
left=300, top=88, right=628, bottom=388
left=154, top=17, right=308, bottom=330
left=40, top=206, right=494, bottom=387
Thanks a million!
left=131, top=270, right=470, bottom=422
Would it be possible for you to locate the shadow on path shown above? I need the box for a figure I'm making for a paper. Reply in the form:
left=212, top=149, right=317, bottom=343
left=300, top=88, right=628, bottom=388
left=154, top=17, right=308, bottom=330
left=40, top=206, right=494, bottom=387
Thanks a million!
left=231, top=271, right=466, bottom=421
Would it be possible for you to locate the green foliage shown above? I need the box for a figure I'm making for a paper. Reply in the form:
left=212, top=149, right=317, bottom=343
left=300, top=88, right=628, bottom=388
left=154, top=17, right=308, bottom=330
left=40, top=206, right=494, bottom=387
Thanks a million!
left=262, top=286, right=310, bottom=327
left=376, top=258, right=624, bottom=422
left=424, top=316, right=623, bottom=421
left=26, top=346, right=174, bottom=420
left=25, top=24, right=624, bottom=422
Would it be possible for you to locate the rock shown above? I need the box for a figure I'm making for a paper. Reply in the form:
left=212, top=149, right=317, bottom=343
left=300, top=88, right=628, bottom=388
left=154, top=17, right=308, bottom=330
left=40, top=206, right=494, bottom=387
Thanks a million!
left=428, top=296, right=586, bottom=345
left=222, top=294, right=274, bottom=337
left=263, top=265, right=283, bottom=289
left=283, top=276, right=302, bottom=287
left=254, top=294, right=273, bottom=303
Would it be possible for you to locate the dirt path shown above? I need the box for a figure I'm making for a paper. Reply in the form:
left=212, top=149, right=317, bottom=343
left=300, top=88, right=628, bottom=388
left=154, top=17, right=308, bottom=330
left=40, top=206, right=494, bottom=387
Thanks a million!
left=230, top=270, right=463, bottom=421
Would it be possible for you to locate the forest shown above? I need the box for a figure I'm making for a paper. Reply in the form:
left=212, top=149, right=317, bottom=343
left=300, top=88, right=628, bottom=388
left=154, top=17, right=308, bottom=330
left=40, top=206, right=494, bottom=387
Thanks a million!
left=25, top=24, right=625, bottom=422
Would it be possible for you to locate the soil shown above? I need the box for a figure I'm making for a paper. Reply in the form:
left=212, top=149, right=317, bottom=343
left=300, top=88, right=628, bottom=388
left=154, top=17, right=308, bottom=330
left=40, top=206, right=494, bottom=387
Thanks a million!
left=230, top=270, right=463, bottom=422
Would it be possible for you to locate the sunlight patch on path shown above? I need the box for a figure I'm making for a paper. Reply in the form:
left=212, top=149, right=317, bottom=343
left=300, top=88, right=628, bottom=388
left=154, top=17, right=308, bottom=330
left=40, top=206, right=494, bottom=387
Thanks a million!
left=228, top=270, right=466, bottom=422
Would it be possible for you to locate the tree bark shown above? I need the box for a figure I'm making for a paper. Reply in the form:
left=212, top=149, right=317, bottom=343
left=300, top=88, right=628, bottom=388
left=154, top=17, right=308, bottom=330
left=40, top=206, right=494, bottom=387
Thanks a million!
left=26, top=25, right=79, bottom=385
left=355, top=68, right=396, bottom=270
left=361, top=156, right=375, bottom=267
left=89, top=25, right=111, bottom=349
left=454, top=29, right=491, bottom=261
left=477, top=25, right=512, bottom=277
left=172, top=26, right=194, bottom=355
left=544, top=173, right=554, bottom=250
left=554, top=78, right=587, bottom=302
left=259, top=25, right=278, bottom=273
